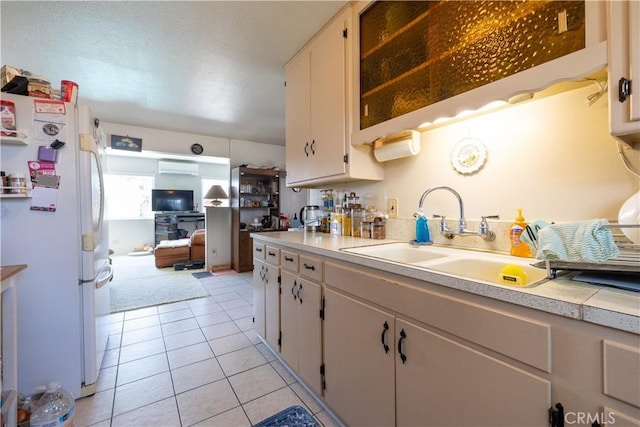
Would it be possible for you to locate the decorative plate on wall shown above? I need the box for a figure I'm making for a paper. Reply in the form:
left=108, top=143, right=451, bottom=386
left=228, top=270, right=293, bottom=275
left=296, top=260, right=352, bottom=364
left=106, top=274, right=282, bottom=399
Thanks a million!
left=451, top=137, right=487, bottom=174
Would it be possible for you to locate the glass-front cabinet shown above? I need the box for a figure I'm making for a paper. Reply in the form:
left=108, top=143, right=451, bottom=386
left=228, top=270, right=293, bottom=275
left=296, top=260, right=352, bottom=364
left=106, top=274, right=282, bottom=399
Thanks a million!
left=351, top=0, right=608, bottom=145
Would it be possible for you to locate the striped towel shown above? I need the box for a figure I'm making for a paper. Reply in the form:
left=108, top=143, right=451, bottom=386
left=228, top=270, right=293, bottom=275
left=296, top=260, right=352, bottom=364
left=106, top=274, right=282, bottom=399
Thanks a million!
left=535, top=219, right=620, bottom=263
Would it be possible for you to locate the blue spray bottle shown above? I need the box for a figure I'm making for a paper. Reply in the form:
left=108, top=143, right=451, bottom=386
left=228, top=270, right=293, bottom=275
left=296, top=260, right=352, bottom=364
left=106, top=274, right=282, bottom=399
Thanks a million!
left=415, top=210, right=432, bottom=244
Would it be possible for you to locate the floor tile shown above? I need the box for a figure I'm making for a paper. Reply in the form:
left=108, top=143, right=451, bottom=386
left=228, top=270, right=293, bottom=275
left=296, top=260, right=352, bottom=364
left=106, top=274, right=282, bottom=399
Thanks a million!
left=219, top=298, right=251, bottom=311
left=195, top=311, right=232, bottom=327
left=315, top=409, right=343, bottom=427
left=242, top=386, right=306, bottom=425
left=96, top=365, right=117, bottom=392
left=187, top=296, right=217, bottom=307
left=201, top=321, right=241, bottom=341
left=119, top=337, right=166, bottom=364
left=123, top=314, right=161, bottom=332
left=176, top=379, right=240, bottom=426
left=161, top=317, right=200, bottom=337
left=157, top=300, right=190, bottom=313
left=189, top=301, right=224, bottom=317
left=101, top=348, right=120, bottom=368
left=233, top=316, right=254, bottom=332
left=192, top=406, right=251, bottom=427
left=209, top=332, right=253, bottom=356
left=290, top=381, right=323, bottom=414
left=106, top=333, right=121, bottom=350
left=171, top=357, right=225, bottom=394
left=109, top=321, right=124, bottom=336
left=74, top=388, right=115, bottom=427
left=225, top=305, right=254, bottom=320
left=111, top=396, right=181, bottom=427
left=124, top=306, right=159, bottom=320
left=255, top=342, right=277, bottom=362
left=167, top=341, right=214, bottom=369
left=228, top=364, right=287, bottom=404
left=116, top=353, right=169, bottom=386
left=211, top=291, right=242, bottom=302
left=243, top=328, right=260, bottom=345
left=120, top=325, right=163, bottom=347
left=217, top=346, right=268, bottom=377
left=164, top=328, right=206, bottom=351
left=113, top=372, right=174, bottom=416
left=270, top=359, right=297, bottom=385
left=159, top=307, right=194, bottom=324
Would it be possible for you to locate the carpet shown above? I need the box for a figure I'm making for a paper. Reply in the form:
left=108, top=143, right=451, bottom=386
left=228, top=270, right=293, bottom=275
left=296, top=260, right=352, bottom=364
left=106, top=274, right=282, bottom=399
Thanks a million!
left=192, top=271, right=213, bottom=279
left=254, top=405, right=318, bottom=427
left=110, top=255, right=209, bottom=312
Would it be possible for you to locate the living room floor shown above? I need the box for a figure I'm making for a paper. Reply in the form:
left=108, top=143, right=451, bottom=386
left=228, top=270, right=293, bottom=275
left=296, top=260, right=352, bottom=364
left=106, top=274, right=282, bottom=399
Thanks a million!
left=74, top=271, right=341, bottom=426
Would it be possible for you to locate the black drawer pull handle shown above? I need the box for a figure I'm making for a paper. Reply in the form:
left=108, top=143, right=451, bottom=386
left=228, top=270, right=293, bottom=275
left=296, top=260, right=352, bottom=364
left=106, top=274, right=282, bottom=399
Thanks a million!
left=284, top=256, right=294, bottom=262
left=268, top=251, right=276, bottom=256
left=297, top=283, right=303, bottom=304
left=256, top=247, right=262, bottom=252
left=291, top=281, right=298, bottom=300
left=381, top=321, right=390, bottom=353
left=303, top=263, right=315, bottom=271
left=398, top=328, right=407, bottom=364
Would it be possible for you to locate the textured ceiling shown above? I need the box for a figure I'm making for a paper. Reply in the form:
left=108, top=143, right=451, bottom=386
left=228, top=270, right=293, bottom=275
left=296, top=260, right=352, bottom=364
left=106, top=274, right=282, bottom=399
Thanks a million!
left=1, top=1, right=347, bottom=146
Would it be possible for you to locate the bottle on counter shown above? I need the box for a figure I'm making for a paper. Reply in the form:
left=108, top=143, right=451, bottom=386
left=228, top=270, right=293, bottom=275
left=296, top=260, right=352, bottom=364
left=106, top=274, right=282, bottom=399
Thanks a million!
left=415, top=212, right=431, bottom=244
left=509, top=208, right=532, bottom=257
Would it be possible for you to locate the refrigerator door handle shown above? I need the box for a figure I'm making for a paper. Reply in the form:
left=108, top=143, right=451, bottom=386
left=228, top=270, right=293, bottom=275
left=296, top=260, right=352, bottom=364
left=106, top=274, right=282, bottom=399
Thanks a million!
left=95, top=264, right=113, bottom=289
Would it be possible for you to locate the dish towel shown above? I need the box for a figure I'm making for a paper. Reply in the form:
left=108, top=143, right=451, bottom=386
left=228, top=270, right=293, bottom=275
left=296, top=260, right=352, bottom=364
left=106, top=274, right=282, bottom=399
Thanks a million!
left=535, top=219, right=619, bottom=263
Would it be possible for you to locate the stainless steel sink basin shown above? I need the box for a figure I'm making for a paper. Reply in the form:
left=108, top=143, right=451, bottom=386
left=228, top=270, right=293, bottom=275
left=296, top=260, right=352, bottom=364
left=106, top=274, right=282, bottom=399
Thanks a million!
left=426, top=257, right=547, bottom=287
left=342, top=243, right=449, bottom=264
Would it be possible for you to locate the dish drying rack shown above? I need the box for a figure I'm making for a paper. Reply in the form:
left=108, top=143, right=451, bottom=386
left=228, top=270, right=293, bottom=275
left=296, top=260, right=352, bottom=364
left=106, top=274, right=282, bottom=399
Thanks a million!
left=533, top=222, right=640, bottom=279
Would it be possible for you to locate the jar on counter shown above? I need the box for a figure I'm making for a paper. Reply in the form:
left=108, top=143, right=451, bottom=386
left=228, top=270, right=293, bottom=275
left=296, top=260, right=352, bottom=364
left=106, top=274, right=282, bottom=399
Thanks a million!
left=351, top=205, right=365, bottom=237
left=360, top=221, right=373, bottom=239
left=1, top=100, right=17, bottom=137
left=330, top=208, right=344, bottom=235
left=372, top=217, right=386, bottom=239
left=0, top=171, right=8, bottom=194
left=342, top=209, right=352, bottom=236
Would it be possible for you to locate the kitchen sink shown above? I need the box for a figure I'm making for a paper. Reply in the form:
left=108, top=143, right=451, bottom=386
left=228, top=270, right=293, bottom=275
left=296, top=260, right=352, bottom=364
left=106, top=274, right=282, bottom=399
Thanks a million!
left=426, top=257, right=547, bottom=287
left=341, top=242, right=546, bottom=288
left=342, top=243, right=450, bottom=264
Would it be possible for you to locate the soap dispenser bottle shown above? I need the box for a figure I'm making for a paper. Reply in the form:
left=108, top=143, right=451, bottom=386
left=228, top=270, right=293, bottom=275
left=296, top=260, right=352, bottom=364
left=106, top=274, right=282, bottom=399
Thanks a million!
left=415, top=211, right=432, bottom=244
left=510, top=209, right=532, bottom=257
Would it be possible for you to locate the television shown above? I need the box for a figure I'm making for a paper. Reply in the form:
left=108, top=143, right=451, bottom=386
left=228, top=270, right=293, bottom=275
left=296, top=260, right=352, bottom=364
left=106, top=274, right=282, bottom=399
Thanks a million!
left=152, top=189, right=194, bottom=212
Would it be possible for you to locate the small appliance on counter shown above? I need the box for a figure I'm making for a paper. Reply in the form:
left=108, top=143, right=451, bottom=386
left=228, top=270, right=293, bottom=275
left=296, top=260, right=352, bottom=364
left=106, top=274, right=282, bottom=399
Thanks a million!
left=300, top=205, right=322, bottom=232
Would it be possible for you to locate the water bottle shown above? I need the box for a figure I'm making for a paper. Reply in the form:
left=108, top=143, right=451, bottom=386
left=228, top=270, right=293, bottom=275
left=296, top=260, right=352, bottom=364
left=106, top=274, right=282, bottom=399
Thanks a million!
left=30, top=382, right=75, bottom=427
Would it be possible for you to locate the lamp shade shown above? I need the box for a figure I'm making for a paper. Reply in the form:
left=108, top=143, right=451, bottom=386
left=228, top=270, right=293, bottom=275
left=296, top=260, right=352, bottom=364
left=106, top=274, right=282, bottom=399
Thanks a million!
left=204, top=185, right=228, bottom=207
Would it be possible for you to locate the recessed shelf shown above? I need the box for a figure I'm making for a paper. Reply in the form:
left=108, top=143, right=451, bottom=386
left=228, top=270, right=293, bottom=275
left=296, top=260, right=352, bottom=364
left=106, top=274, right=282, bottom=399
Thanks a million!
left=0, top=136, right=27, bottom=146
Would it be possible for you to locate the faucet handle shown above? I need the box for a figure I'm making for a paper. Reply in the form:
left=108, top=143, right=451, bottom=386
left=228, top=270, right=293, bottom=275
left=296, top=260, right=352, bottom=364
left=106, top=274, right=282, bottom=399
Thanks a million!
left=432, top=214, right=448, bottom=232
left=480, top=215, right=500, bottom=223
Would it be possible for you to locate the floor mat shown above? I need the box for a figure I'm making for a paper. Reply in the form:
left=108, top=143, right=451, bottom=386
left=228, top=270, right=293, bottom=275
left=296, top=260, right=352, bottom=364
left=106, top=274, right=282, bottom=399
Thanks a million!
left=212, top=269, right=237, bottom=276
left=254, top=405, right=318, bottom=427
left=192, top=271, right=214, bottom=279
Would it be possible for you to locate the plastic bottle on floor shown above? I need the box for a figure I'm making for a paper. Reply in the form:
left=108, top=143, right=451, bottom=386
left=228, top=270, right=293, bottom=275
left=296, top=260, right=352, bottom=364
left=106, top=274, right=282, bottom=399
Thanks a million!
left=30, top=382, right=75, bottom=427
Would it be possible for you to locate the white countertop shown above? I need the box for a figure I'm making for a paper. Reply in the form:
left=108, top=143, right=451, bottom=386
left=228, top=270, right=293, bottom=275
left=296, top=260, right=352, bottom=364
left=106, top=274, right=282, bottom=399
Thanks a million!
left=252, top=231, right=640, bottom=335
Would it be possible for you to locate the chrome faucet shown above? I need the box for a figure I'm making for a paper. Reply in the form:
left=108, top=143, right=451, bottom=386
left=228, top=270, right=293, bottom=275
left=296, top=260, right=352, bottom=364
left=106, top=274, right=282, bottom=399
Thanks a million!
left=414, top=186, right=498, bottom=241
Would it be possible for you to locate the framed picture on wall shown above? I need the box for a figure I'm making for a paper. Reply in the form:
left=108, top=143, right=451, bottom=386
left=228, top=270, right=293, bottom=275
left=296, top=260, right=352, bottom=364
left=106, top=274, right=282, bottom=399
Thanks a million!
left=111, top=135, right=142, bottom=152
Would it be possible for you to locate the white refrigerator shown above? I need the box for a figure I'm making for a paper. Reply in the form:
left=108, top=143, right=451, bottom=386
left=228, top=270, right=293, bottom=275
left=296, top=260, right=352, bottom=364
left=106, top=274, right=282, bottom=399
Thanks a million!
left=0, top=92, right=112, bottom=398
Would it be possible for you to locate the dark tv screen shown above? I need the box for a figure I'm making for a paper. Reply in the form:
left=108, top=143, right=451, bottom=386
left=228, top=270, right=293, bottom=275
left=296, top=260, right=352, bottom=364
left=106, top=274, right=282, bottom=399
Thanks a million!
left=152, top=189, right=194, bottom=212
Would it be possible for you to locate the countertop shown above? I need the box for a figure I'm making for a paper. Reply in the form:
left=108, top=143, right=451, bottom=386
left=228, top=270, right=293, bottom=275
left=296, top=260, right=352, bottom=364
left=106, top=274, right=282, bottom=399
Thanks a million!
left=251, top=231, right=640, bottom=335
left=0, top=264, right=27, bottom=292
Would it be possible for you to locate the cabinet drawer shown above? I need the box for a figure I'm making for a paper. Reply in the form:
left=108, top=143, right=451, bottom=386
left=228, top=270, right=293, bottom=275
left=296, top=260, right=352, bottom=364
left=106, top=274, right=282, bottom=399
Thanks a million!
left=253, top=241, right=265, bottom=261
left=265, top=245, right=280, bottom=266
left=603, top=340, right=640, bottom=408
left=299, top=255, right=323, bottom=282
left=280, top=250, right=299, bottom=273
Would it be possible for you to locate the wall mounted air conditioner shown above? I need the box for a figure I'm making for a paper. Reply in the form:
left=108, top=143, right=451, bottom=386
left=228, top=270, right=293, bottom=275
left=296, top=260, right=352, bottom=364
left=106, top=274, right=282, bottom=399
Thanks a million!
left=158, top=160, right=199, bottom=175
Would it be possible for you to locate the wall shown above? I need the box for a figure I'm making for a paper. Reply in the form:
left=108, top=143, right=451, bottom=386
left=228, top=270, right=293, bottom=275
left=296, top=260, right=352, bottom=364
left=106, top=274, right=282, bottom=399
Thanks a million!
left=314, top=85, right=640, bottom=250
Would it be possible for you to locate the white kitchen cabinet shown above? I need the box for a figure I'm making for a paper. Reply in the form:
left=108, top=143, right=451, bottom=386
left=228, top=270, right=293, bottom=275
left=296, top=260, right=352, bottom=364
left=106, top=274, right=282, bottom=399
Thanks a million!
left=253, top=251, right=280, bottom=349
left=285, top=6, right=383, bottom=187
left=323, top=285, right=550, bottom=427
left=395, top=318, right=550, bottom=427
left=280, top=271, right=323, bottom=396
left=323, top=287, right=395, bottom=427
left=607, top=0, right=640, bottom=146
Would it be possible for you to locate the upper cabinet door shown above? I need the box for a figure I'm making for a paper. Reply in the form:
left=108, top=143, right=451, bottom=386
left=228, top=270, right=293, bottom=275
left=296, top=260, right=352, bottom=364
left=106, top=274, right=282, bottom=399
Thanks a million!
left=351, top=0, right=608, bottom=145
left=285, top=46, right=311, bottom=184
left=607, top=0, right=640, bottom=146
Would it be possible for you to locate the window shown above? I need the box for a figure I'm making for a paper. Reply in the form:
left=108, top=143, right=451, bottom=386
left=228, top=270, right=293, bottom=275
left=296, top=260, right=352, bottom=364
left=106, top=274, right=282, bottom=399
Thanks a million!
left=201, top=178, right=229, bottom=208
left=105, top=174, right=154, bottom=219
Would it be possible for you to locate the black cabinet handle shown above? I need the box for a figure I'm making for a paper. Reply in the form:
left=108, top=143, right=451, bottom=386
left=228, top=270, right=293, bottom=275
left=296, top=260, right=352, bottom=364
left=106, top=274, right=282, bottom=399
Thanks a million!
left=268, top=251, right=276, bottom=257
left=398, top=328, right=407, bottom=364
left=284, top=256, right=294, bottom=262
left=310, top=139, right=316, bottom=155
left=304, top=142, right=310, bottom=157
left=291, top=281, right=298, bottom=300
left=256, top=247, right=262, bottom=252
left=298, top=283, right=303, bottom=304
left=303, top=263, right=315, bottom=271
left=619, top=77, right=631, bottom=103
left=381, top=321, right=390, bottom=353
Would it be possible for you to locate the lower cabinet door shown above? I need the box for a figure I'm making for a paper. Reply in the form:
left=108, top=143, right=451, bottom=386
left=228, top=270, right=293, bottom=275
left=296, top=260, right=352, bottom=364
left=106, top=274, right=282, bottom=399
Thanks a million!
left=296, top=278, right=323, bottom=396
left=395, top=318, right=551, bottom=427
left=280, top=271, right=299, bottom=370
left=323, top=287, right=395, bottom=427
left=252, top=260, right=266, bottom=340
left=264, top=264, right=280, bottom=350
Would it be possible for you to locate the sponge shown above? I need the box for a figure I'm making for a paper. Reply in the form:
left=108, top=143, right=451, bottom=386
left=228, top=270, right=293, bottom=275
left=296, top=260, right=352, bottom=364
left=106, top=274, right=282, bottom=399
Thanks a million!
left=499, top=265, right=528, bottom=286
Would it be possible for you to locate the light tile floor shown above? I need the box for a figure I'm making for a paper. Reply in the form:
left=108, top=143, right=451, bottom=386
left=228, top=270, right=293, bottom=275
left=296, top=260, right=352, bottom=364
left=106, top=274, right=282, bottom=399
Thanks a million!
left=75, top=272, right=341, bottom=427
